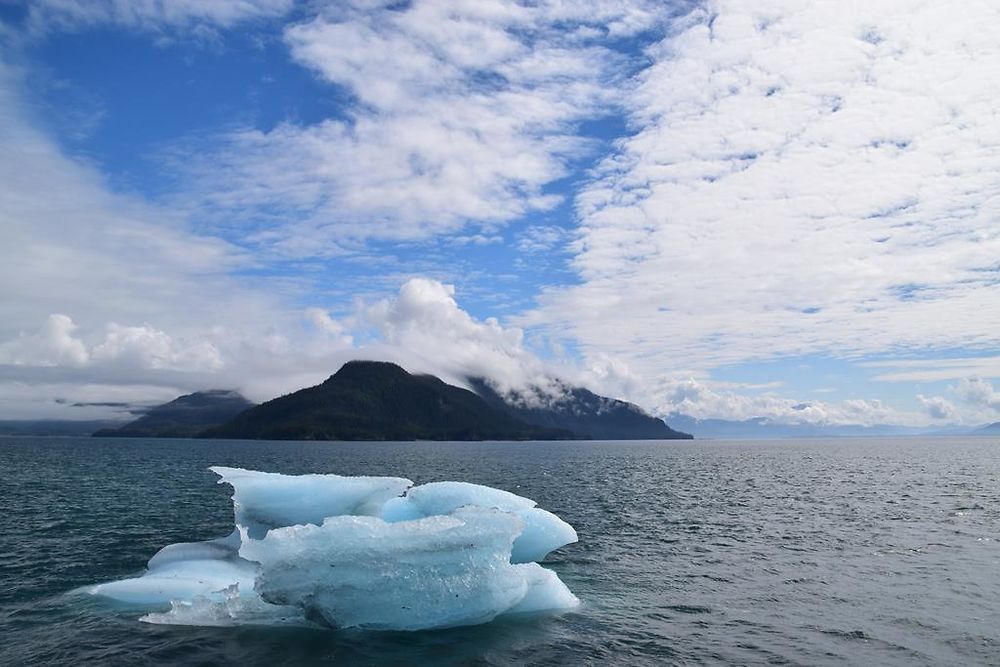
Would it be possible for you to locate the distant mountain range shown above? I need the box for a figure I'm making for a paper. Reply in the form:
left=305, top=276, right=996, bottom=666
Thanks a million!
left=14, top=360, right=995, bottom=441
left=81, top=360, right=691, bottom=441
left=93, top=390, right=254, bottom=438
left=976, top=422, right=1000, bottom=435
left=202, top=361, right=690, bottom=441
left=667, top=414, right=988, bottom=439
left=0, top=420, right=121, bottom=436
left=6, top=373, right=996, bottom=441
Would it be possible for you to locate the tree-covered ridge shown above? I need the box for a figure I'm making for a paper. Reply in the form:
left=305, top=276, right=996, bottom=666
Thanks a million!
left=469, top=378, right=692, bottom=440
left=202, top=361, right=574, bottom=441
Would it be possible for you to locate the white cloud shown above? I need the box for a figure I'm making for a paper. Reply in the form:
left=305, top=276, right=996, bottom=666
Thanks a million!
left=355, top=278, right=553, bottom=395
left=0, top=277, right=952, bottom=427
left=953, top=377, right=1000, bottom=414
left=91, top=323, right=224, bottom=371
left=860, top=356, right=1000, bottom=383
left=653, top=375, right=922, bottom=427
left=916, top=394, right=958, bottom=422
left=306, top=278, right=938, bottom=426
left=0, top=53, right=306, bottom=344
left=0, top=54, right=322, bottom=417
left=0, top=314, right=89, bottom=367
left=174, top=0, right=673, bottom=254
left=4, top=2, right=998, bottom=428
left=526, top=0, right=1000, bottom=378
left=517, top=225, right=571, bottom=254
left=0, top=315, right=223, bottom=374
left=304, top=307, right=354, bottom=346
left=914, top=377, right=1000, bottom=425
left=0, top=312, right=353, bottom=417
left=0, top=279, right=550, bottom=416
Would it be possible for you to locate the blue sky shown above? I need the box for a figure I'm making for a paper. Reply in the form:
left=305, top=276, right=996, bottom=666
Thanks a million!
left=1, top=0, right=999, bottom=427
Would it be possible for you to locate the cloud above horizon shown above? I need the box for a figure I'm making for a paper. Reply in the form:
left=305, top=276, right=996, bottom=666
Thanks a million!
left=6, top=277, right=999, bottom=427
left=526, top=0, right=1000, bottom=373
left=1, top=0, right=998, bottom=428
left=169, top=0, right=681, bottom=254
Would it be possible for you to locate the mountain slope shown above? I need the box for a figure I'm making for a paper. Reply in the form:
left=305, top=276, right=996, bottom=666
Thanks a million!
left=469, top=378, right=692, bottom=440
left=203, top=361, right=574, bottom=441
left=93, top=390, right=254, bottom=437
left=975, top=422, right=1000, bottom=435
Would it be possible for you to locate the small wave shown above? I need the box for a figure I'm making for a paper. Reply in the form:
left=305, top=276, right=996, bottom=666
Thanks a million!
left=665, top=604, right=712, bottom=615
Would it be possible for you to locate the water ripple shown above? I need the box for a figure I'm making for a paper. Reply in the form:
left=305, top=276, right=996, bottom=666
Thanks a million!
left=1, top=436, right=999, bottom=665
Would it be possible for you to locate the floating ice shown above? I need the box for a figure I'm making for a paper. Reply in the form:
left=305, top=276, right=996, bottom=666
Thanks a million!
left=88, top=531, right=258, bottom=606
left=88, top=467, right=579, bottom=630
left=210, top=466, right=412, bottom=539
left=381, top=481, right=578, bottom=563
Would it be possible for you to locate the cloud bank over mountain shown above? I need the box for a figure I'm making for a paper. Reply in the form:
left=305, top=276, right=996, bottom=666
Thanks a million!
left=5, top=277, right=999, bottom=428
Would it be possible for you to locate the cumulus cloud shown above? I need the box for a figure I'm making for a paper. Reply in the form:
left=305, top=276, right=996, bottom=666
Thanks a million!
left=913, top=377, right=1000, bottom=425
left=304, top=307, right=354, bottom=346
left=916, top=394, right=958, bottom=422
left=953, top=377, right=1000, bottom=413
left=0, top=316, right=223, bottom=372
left=174, top=0, right=679, bottom=254
left=527, top=0, right=1000, bottom=377
left=655, top=375, right=922, bottom=427
left=0, top=314, right=89, bottom=367
left=90, top=323, right=224, bottom=371
left=354, top=278, right=553, bottom=395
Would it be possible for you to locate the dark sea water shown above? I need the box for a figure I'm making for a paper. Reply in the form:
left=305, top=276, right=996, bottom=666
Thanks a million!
left=1, top=436, right=999, bottom=666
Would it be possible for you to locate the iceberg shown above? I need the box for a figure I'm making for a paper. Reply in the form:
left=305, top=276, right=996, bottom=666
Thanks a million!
left=88, top=467, right=579, bottom=631
left=88, top=531, right=257, bottom=606
left=210, top=467, right=412, bottom=539
left=381, top=481, right=578, bottom=563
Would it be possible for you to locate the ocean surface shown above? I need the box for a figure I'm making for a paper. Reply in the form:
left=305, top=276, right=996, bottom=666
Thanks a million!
left=1, top=436, right=999, bottom=666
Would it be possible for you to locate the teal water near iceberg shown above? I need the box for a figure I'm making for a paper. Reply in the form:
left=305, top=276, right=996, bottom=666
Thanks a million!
left=1, top=436, right=999, bottom=665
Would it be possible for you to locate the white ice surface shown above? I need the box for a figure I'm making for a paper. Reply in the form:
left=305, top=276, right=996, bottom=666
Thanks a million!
left=209, top=466, right=412, bottom=538
left=381, top=481, right=578, bottom=563
left=242, top=508, right=539, bottom=630
left=88, top=556, right=258, bottom=606
left=506, top=562, right=580, bottom=615
left=511, top=507, right=579, bottom=564
left=89, top=467, right=579, bottom=630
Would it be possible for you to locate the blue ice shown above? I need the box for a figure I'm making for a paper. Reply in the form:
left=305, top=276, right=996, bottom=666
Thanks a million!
left=88, top=467, right=579, bottom=630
